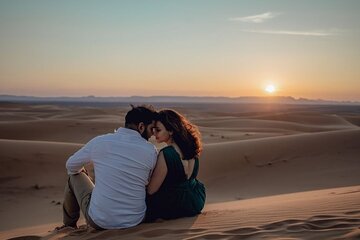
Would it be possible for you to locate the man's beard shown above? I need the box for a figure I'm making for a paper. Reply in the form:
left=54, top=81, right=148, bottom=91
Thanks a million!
left=141, top=129, right=149, bottom=140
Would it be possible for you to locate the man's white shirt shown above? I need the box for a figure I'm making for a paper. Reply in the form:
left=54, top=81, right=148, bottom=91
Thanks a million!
left=66, top=127, right=158, bottom=229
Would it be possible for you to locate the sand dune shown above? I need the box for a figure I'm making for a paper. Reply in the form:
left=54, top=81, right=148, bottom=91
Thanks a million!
left=242, top=111, right=355, bottom=125
left=0, top=140, right=86, bottom=231
left=0, top=103, right=359, bottom=239
left=1, top=104, right=356, bottom=145
left=201, top=128, right=360, bottom=202
left=2, top=186, right=359, bottom=240
left=0, top=139, right=82, bottom=187
left=195, top=117, right=354, bottom=132
left=344, top=115, right=360, bottom=127
left=0, top=120, right=119, bottom=144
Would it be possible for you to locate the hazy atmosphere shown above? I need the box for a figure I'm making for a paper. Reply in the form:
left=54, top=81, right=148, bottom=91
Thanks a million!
left=1, top=2, right=360, bottom=239
left=1, top=0, right=360, bottom=101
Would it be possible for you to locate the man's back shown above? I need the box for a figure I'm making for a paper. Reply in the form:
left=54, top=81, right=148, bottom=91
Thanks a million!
left=66, top=127, right=157, bottom=229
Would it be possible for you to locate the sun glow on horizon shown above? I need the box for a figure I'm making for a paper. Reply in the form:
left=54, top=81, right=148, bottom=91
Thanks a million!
left=265, top=84, right=276, bottom=94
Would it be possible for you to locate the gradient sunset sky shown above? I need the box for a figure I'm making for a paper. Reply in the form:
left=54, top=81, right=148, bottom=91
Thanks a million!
left=1, top=0, right=359, bottom=101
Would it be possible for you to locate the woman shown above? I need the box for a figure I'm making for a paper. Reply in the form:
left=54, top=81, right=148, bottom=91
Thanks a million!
left=145, top=109, right=206, bottom=222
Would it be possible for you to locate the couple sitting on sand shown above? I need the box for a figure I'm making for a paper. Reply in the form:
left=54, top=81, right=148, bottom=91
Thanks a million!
left=56, top=105, right=206, bottom=230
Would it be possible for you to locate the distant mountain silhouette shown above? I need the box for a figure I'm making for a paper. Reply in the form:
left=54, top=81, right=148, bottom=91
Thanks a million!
left=0, top=94, right=358, bottom=105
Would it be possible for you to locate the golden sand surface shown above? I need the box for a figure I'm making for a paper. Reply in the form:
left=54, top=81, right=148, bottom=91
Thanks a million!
left=0, top=102, right=359, bottom=240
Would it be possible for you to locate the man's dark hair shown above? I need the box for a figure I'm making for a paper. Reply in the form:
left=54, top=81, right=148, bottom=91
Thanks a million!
left=125, top=104, right=157, bottom=127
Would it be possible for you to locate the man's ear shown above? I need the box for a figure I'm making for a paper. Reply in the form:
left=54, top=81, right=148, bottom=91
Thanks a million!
left=137, top=122, right=145, bottom=134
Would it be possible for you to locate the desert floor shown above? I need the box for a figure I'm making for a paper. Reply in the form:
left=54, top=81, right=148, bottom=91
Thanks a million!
left=0, top=102, right=359, bottom=240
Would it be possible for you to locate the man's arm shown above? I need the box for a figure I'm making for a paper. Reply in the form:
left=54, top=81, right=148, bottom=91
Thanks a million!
left=66, top=139, right=95, bottom=175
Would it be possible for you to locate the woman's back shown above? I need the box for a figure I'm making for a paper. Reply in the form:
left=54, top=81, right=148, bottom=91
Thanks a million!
left=145, top=146, right=206, bottom=221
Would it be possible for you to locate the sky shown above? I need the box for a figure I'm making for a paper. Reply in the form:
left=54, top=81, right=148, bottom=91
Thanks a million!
left=0, top=0, right=360, bottom=101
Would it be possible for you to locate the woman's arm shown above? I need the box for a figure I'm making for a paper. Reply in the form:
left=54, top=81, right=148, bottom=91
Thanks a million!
left=147, top=151, right=168, bottom=195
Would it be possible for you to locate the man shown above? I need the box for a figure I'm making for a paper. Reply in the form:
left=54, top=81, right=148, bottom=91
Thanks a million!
left=57, top=105, right=158, bottom=230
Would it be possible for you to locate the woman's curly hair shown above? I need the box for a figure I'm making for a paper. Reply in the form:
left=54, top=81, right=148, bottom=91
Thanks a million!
left=157, top=109, right=202, bottom=160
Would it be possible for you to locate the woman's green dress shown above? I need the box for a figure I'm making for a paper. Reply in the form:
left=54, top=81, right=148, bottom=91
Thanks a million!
left=145, top=146, right=206, bottom=221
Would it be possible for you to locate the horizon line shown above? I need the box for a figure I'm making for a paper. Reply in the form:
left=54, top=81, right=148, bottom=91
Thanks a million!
left=0, top=94, right=359, bottom=103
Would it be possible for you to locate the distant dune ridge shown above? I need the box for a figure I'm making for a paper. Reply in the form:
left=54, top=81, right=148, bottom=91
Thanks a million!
left=1, top=94, right=359, bottom=105
left=0, top=102, right=359, bottom=240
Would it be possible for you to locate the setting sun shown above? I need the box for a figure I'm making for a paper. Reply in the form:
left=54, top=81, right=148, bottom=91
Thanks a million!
left=265, top=84, right=276, bottom=94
